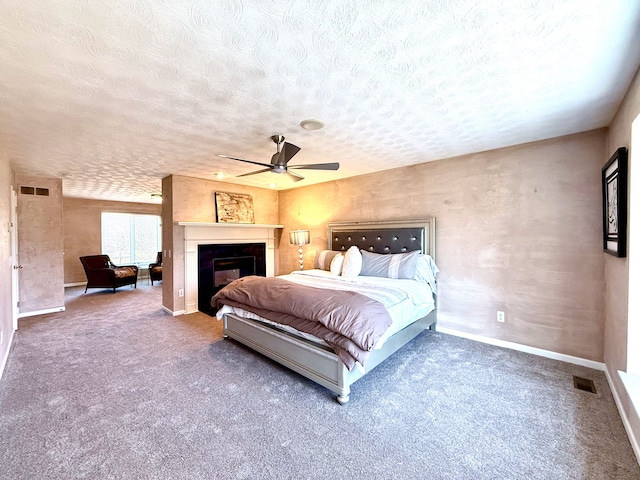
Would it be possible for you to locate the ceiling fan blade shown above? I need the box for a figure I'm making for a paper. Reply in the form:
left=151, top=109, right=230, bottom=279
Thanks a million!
left=281, top=142, right=301, bottom=164
left=285, top=170, right=305, bottom=182
left=236, top=167, right=273, bottom=178
left=270, top=143, right=300, bottom=166
left=270, top=151, right=281, bottom=165
left=289, top=162, right=340, bottom=171
left=217, top=154, right=273, bottom=169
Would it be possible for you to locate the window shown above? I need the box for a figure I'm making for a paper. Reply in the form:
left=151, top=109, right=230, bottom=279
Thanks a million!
left=101, top=212, right=162, bottom=265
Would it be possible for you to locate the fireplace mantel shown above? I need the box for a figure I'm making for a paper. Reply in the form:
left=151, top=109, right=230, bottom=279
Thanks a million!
left=178, top=222, right=283, bottom=229
left=179, top=222, right=283, bottom=314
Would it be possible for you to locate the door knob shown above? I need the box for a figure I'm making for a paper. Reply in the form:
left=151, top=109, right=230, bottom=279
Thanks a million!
left=13, top=264, right=23, bottom=269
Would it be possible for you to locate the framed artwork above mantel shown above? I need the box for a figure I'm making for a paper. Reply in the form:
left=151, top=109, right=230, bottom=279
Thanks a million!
left=602, top=147, right=628, bottom=257
left=215, top=191, right=255, bottom=224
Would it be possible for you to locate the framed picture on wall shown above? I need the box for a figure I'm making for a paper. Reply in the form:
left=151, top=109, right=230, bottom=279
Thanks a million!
left=215, top=191, right=255, bottom=224
left=602, top=147, right=628, bottom=257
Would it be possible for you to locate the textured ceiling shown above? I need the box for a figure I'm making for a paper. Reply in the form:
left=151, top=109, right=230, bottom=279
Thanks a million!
left=1, top=1, right=639, bottom=203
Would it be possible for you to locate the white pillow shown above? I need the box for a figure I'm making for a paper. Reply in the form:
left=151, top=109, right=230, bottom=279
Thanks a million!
left=341, top=246, right=362, bottom=277
left=329, top=253, right=344, bottom=275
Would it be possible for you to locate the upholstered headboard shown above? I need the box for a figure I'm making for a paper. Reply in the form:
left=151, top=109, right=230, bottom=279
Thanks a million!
left=327, top=218, right=436, bottom=260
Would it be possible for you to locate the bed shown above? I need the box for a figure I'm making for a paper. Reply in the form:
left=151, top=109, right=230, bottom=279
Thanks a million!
left=213, top=218, right=437, bottom=404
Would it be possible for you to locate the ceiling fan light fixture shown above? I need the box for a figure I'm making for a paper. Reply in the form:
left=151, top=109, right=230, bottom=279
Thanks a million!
left=300, top=119, right=324, bottom=131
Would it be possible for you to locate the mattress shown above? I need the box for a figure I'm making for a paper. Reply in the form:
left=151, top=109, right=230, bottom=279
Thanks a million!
left=216, top=269, right=435, bottom=350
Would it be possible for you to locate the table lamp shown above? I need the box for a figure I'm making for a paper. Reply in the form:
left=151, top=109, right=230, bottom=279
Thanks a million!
left=289, top=229, right=310, bottom=270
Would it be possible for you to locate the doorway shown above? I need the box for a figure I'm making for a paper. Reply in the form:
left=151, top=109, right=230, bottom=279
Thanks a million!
left=10, top=185, right=19, bottom=330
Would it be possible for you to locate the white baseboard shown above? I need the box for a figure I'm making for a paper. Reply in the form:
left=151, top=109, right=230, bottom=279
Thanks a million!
left=606, top=368, right=640, bottom=465
left=18, top=306, right=65, bottom=318
left=435, top=326, right=605, bottom=371
left=0, top=328, right=15, bottom=382
left=162, top=305, right=185, bottom=316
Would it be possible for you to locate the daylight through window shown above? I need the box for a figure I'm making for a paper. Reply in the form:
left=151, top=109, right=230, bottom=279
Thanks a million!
left=101, top=212, right=162, bottom=266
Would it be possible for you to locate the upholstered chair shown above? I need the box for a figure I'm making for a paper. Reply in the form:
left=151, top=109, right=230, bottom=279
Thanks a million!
left=149, top=251, right=163, bottom=285
left=79, top=255, right=139, bottom=293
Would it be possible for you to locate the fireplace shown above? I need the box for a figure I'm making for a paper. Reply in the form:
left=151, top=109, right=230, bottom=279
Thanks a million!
left=198, top=243, right=266, bottom=315
left=178, top=222, right=281, bottom=315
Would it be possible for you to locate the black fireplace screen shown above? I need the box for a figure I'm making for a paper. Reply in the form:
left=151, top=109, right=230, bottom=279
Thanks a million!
left=198, top=243, right=266, bottom=315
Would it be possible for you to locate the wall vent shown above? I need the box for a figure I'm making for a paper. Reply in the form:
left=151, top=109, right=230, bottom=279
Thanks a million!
left=573, top=376, right=597, bottom=394
left=20, top=186, right=49, bottom=196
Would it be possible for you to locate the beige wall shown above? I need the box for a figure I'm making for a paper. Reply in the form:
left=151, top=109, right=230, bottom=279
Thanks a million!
left=163, top=175, right=279, bottom=312
left=161, top=176, right=174, bottom=312
left=63, top=197, right=162, bottom=284
left=170, top=175, right=279, bottom=224
left=279, top=129, right=606, bottom=361
left=0, top=147, right=14, bottom=377
left=605, top=66, right=640, bottom=370
left=16, top=175, right=64, bottom=314
left=605, top=67, right=640, bottom=447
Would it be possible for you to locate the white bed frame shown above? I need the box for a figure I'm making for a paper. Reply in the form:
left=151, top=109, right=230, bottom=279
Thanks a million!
left=222, top=218, right=436, bottom=404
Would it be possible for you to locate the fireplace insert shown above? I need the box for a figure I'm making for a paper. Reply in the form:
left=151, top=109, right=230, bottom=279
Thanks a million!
left=198, top=243, right=266, bottom=315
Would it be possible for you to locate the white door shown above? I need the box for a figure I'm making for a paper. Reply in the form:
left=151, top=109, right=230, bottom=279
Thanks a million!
left=10, top=186, right=20, bottom=330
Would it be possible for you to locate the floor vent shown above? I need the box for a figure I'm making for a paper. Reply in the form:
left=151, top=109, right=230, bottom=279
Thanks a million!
left=573, top=376, right=597, bottom=394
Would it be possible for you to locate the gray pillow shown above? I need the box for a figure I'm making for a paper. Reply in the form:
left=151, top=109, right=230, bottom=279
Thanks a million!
left=360, top=249, right=421, bottom=279
left=314, top=250, right=342, bottom=270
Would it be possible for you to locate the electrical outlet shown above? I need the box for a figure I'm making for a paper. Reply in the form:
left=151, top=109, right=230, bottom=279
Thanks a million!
left=178, top=289, right=184, bottom=297
left=497, top=311, right=505, bottom=323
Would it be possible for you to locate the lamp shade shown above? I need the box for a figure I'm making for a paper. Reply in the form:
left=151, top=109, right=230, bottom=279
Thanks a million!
left=289, top=229, right=310, bottom=246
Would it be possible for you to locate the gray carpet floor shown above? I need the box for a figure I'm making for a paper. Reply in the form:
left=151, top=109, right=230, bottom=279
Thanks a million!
left=0, top=284, right=638, bottom=479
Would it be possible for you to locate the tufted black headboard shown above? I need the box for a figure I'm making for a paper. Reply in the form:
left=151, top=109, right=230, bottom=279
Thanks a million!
left=328, top=218, right=435, bottom=259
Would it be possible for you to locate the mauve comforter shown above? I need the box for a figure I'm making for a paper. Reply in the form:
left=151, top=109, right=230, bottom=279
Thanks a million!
left=212, top=275, right=393, bottom=370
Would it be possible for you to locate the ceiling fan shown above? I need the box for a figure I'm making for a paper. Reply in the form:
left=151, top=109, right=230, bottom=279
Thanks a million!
left=217, top=135, right=340, bottom=182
